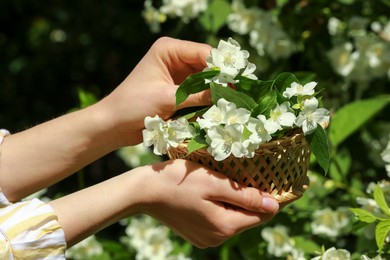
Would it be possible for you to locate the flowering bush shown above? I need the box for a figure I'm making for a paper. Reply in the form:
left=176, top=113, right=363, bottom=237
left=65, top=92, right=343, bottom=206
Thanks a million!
left=64, top=1, right=390, bottom=259
left=142, top=37, right=330, bottom=172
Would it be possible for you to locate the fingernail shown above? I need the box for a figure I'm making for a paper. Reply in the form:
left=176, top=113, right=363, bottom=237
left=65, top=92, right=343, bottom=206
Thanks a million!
left=262, top=197, right=279, bottom=212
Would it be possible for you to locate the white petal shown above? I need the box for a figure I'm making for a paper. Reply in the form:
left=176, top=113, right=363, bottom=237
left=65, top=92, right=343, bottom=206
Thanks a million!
left=144, top=115, right=164, bottom=130
left=278, top=112, right=296, bottom=127
left=303, top=97, right=319, bottom=111
left=302, top=119, right=318, bottom=135
left=303, top=81, right=317, bottom=92
left=265, top=120, right=281, bottom=134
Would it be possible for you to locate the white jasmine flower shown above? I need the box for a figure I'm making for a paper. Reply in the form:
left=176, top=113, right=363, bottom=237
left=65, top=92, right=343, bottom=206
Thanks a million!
left=143, top=116, right=192, bottom=155
left=206, top=124, right=247, bottom=161
left=295, top=97, right=330, bottom=135
left=312, top=247, right=351, bottom=260
left=311, top=207, right=350, bottom=239
left=160, top=0, right=207, bottom=23
left=143, top=115, right=169, bottom=155
left=366, top=41, right=390, bottom=77
left=197, top=104, right=224, bottom=129
left=142, top=0, right=167, bottom=33
left=224, top=105, right=251, bottom=126
left=206, top=37, right=250, bottom=84
left=247, top=116, right=272, bottom=145
left=328, top=42, right=356, bottom=77
left=283, top=81, right=317, bottom=99
left=66, top=235, right=103, bottom=260
left=249, top=11, right=295, bottom=61
left=227, top=0, right=263, bottom=35
left=197, top=98, right=250, bottom=128
left=135, top=227, right=173, bottom=260
left=241, top=62, right=258, bottom=80
left=328, top=17, right=343, bottom=36
left=267, top=102, right=296, bottom=132
left=166, top=117, right=193, bottom=147
left=266, top=31, right=296, bottom=61
left=261, top=225, right=294, bottom=257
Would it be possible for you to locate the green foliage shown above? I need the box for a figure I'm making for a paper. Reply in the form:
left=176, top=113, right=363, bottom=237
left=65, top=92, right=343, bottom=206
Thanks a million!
left=329, top=96, right=390, bottom=148
left=2, top=0, right=389, bottom=259
left=210, top=82, right=258, bottom=109
left=351, top=184, right=390, bottom=252
left=307, top=125, right=330, bottom=174
left=175, top=71, right=219, bottom=107
left=199, top=0, right=231, bottom=33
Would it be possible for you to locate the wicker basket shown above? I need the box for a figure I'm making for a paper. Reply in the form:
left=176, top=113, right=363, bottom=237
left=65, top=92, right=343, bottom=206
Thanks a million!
left=167, top=130, right=311, bottom=203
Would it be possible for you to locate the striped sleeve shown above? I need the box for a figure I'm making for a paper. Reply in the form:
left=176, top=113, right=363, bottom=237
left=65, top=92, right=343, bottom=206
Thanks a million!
left=0, top=129, right=67, bottom=259
left=0, top=193, right=67, bottom=259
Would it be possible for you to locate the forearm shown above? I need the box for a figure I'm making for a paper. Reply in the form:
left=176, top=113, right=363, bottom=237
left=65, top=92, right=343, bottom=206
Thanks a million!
left=48, top=167, right=145, bottom=247
left=0, top=103, right=122, bottom=201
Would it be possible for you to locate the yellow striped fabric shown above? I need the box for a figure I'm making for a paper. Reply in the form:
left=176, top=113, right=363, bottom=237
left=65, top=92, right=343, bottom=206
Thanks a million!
left=0, top=192, right=67, bottom=259
left=0, top=129, right=66, bottom=259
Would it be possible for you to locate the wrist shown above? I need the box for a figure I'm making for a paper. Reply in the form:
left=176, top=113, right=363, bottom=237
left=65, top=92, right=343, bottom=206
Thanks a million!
left=81, top=102, right=126, bottom=151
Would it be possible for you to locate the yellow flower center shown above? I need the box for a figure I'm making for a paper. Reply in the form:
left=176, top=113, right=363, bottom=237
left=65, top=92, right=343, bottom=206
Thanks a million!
left=223, top=52, right=236, bottom=67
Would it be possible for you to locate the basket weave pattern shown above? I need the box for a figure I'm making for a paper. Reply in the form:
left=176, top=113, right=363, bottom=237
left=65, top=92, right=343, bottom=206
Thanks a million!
left=168, top=131, right=311, bottom=203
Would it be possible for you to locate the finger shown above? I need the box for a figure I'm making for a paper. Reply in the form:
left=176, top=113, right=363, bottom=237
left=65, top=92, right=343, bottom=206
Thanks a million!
left=153, top=37, right=211, bottom=84
left=160, top=37, right=211, bottom=70
left=175, top=89, right=212, bottom=110
left=220, top=204, right=276, bottom=233
left=207, top=175, right=280, bottom=213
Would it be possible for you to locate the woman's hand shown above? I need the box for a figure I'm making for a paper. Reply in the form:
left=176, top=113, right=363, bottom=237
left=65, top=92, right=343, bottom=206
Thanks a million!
left=134, top=159, right=279, bottom=248
left=50, top=159, right=280, bottom=248
left=96, top=37, right=212, bottom=147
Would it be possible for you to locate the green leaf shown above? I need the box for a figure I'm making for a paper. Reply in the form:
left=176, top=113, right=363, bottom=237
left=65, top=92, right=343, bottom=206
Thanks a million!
left=374, top=184, right=390, bottom=216
left=349, top=208, right=378, bottom=223
left=174, top=106, right=209, bottom=121
left=273, top=72, right=299, bottom=94
left=252, top=89, right=278, bottom=116
left=307, top=125, right=330, bottom=174
left=77, top=88, right=97, bottom=108
left=376, top=219, right=390, bottom=252
left=235, top=75, right=262, bottom=91
left=175, top=70, right=219, bottom=107
left=292, top=236, right=321, bottom=253
left=187, top=134, right=208, bottom=155
left=329, top=96, right=390, bottom=148
left=198, top=0, right=231, bottom=33
left=210, top=82, right=258, bottom=110
left=329, top=148, right=351, bottom=182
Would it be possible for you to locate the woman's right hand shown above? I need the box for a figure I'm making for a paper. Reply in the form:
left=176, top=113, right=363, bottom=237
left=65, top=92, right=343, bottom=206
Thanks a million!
left=134, top=159, right=280, bottom=248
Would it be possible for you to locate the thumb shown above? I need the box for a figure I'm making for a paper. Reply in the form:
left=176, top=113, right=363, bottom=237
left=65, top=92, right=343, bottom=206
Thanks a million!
left=175, top=89, right=212, bottom=110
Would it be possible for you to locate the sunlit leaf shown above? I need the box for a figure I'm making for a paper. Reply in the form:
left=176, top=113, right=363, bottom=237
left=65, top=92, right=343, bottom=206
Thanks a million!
left=374, top=184, right=390, bottom=216
left=376, top=219, right=390, bottom=252
left=198, top=0, right=231, bottom=33
left=210, top=82, right=257, bottom=110
left=307, top=125, right=330, bottom=174
left=329, top=96, right=390, bottom=148
left=187, top=134, right=207, bottom=155
left=349, top=208, right=378, bottom=223
left=175, top=70, right=219, bottom=107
